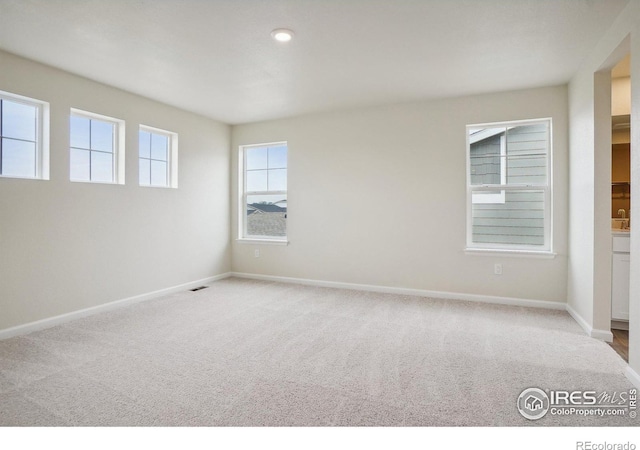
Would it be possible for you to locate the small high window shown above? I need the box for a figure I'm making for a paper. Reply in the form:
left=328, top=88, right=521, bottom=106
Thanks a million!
left=0, top=90, right=49, bottom=180
left=139, top=126, right=178, bottom=188
left=70, top=109, right=125, bottom=184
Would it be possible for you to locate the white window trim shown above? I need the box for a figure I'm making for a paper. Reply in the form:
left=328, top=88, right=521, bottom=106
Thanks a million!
left=70, top=108, right=125, bottom=185
left=0, top=90, right=50, bottom=180
left=464, top=248, right=557, bottom=259
left=139, top=124, right=178, bottom=189
left=465, top=118, right=553, bottom=255
left=238, top=141, right=288, bottom=243
left=236, top=238, right=289, bottom=245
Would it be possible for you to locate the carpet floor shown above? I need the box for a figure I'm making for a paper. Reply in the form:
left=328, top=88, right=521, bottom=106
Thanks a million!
left=0, top=277, right=636, bottom=426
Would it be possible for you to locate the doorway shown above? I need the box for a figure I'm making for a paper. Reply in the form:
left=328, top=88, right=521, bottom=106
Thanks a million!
left=609, top=53, right=631, bottom=362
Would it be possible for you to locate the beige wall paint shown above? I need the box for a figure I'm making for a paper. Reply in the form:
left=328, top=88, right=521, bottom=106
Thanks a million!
left=612, top=76, right=631, bottom=116
left=0, top=50, right=231, bottom=330
left=231, top=86, right=569, bottom=303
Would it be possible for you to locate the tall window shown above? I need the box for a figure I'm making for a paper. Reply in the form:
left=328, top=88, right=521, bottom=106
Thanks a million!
left=466, top=118, right=552, bottom=253
left=239, top=142, right=287, bottom=241
left=139, top=125, right=178, bottom=188
left=0, top=90, right=49, bottom=180
left=70, top=109, right=124, bottom=184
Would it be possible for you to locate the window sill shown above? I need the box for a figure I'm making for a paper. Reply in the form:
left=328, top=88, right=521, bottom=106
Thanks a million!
left=0, top=174, right=47, bottom=181
left=236, top=238, right=289, bottom=246
left=464, top=248, right=556, bottom=259
left=139, top=184, right=177, bottom=189
left=70, top=179, right=124, bottom=185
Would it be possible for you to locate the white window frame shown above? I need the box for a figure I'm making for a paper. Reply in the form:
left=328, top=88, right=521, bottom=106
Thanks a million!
left=238, top=141, right=288, bottom=244
left=139, top=124, right=178, bottom=188
left=465, top=118, right=553, bottom=255
left=70, top=108, right=125, bottom=185
left=0, top=90, right=50, bottom=180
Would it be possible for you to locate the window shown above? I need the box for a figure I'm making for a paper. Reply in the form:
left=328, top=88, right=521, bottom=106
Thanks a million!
left=466, top=118, right=552, bottom=253
left=0, top=90, right=49, bottom=180
left=139, top=125, right=178, bottom=188
left=70, top=109, right=124, bottom=184
left=239, top=142, right=287, bottom=241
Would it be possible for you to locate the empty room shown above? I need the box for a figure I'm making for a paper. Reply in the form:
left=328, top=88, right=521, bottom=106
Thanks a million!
left=1, top=0, right=639, bottom=443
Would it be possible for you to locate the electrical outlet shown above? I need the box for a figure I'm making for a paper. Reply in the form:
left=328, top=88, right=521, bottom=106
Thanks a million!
left=254, top=249, right=260, bottom=258
left=494, top=263, right=502, bottom=275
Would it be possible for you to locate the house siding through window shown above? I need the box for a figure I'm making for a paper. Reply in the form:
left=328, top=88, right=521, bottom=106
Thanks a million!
left=470, top=122, right=548, bottom=247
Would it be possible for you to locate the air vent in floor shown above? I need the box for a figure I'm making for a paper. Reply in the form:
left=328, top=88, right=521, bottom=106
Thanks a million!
left=190, top=286, right=208, bottom=292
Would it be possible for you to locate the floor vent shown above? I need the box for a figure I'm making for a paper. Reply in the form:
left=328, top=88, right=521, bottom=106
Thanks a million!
left=190, top=286, right=208, bottom=292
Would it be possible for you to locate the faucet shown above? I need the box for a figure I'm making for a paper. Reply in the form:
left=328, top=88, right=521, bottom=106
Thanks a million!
left=618, top=209, right=626, bottom=219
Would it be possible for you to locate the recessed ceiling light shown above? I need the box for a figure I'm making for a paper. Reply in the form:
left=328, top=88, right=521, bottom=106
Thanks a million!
left=271, top=28, right=294, bottom=42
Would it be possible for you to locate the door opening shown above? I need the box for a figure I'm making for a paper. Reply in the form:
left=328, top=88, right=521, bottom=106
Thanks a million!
left=610, top=53, right=631, bottom=362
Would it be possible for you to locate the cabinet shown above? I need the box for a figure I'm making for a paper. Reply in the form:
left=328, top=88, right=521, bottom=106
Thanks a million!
left=612, top=234, right=630, bottom=321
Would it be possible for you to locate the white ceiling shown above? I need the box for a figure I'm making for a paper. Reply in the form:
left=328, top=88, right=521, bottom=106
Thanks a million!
left=0, top=0, right=630, bottom=124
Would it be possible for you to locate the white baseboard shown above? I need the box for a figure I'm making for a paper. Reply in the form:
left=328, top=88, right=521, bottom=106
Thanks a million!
left=236, top=272, right=622, bottom=343
left=590, top=328, right=615, bottom=342
left=230, top=272, right=566, bottom=311
left=0, top=272, right=232, bottom=340
left=566, top=304, right=614, bottom=342
left=2, top=271, right=617, bottom=345
left=626, top=366, right=640, bottom=390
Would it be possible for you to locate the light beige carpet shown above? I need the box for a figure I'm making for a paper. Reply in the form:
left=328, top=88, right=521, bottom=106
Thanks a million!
left=0, top=277, right=636, bottom=426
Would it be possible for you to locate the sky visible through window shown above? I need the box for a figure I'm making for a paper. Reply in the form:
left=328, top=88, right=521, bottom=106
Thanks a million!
left=139, top=130, right=169, bottom=187
left=70, top=115, right=114, bottom=183
left=246, top=143, right=287, bottom=207
left=0, top=99, right=38, bottom=178
left=246, top=144, right=287, bottom=192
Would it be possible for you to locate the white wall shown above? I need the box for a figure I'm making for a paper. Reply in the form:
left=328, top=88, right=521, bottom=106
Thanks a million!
left=0, top=50, right=231, bottom=331
left=631, top=26, right=640, bottom=381
left=231, top=86, right=569, bottom=303
left=567, top=0, right=640, bottom=380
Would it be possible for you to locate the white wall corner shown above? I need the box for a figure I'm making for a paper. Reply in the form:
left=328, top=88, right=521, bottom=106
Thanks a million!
left=565, top=303, right=613, bottom=342
left=625, top=366, right=640, bottom=390
left=0, top=272, right=232, bottom=341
